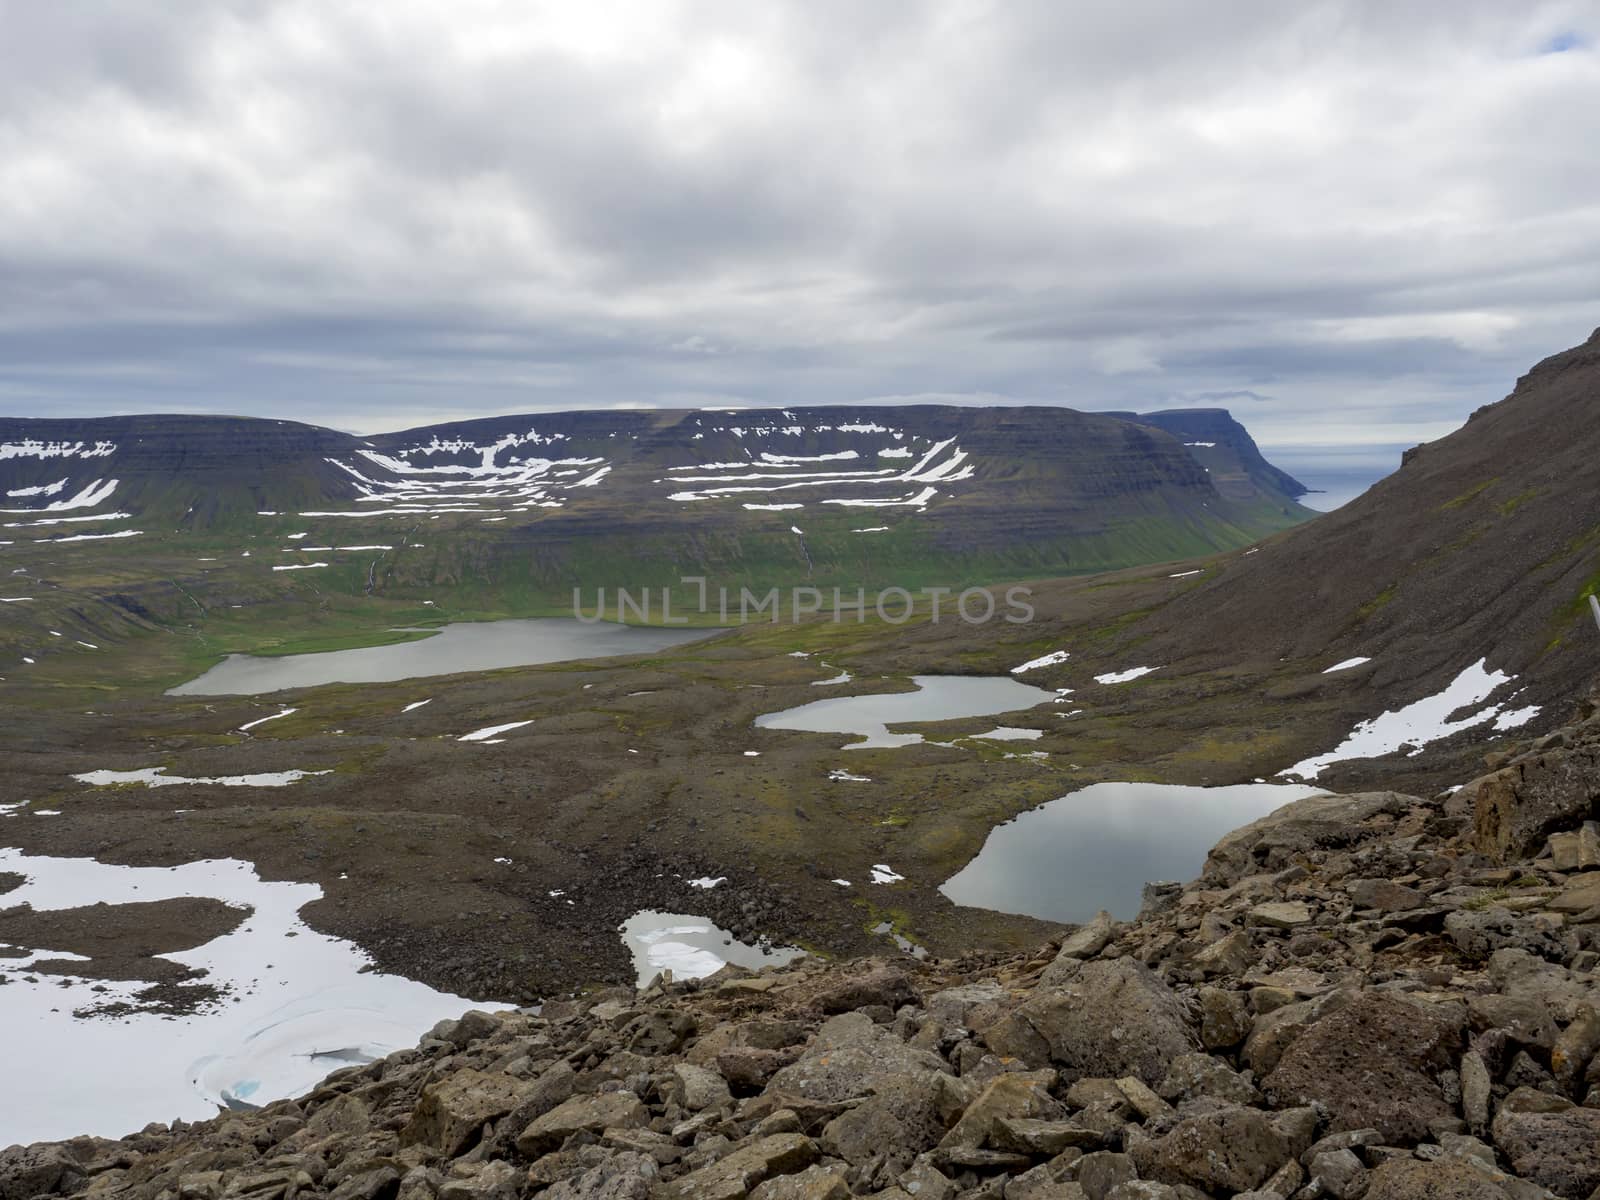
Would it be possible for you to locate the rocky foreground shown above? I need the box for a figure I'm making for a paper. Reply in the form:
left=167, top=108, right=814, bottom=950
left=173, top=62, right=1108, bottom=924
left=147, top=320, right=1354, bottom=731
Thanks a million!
left=9, top=702, right=1600, bottom=1200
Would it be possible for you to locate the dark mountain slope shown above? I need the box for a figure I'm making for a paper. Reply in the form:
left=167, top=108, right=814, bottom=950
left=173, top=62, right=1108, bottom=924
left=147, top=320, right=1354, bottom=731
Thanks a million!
left=1140, top=330, right=1600, bottom=669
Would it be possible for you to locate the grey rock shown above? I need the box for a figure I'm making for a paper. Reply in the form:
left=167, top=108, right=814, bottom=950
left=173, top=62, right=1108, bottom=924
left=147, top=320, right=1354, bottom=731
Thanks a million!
left=1205, top=792, right=1414, bottom=886
left=1460, top=1051, right=1492, bottom=1134
left=748, top=1163, right=850, bottom=1200
left=1445, top=908, right=1567, bottom=964
left=1156, top=1052, right=1260, bottom=1106
left=1196, top=987, right=1251, bottom=1051
left=1491, top=1105, right=1600, bottom=1199
left=1262, top=991, right=1464, bottom=1142
left=400, top=1069, right=532, bottom=1156
left=541, top=1154, right=658, bottom=1200
left=1306, top=1149, right=1365, bottom=1200
left=515, top=1092, right=650, bottom=1158
left=659, top=1133, right=818, bottom=1200
left=1130, top=1106, right=1294, bottom=1195
left=1076, top=1153, right=1137, bottom=1200
left=768, top=1013, right=948, bottom=1103
left=1006, top=960, right=1198, bottom=1085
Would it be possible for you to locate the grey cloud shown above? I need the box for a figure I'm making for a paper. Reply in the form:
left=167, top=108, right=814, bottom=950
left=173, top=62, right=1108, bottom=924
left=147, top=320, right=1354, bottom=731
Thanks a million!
left=0, top=0, right=1595, bottom=448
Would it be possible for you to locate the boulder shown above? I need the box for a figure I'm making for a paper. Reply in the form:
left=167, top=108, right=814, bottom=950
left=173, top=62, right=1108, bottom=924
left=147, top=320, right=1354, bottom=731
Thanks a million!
left=515, top=1093, right=651, bottom=1158
left=1156, top=1052, right=1260, bottom=1106
left=1491, top=1105, right=1600, bottom=1199
left=1365, top=1158, right=1517, bottom=1200
left=812, top=962, right=917, bottom=1014
left=1248, top=901, right=1314, bottom=930
left=400, top=1069, right=532, bottom=1156
left=1129, top=1106, right=1294, bottom=1195
left=938, top=1071, right=1060, bottom=1151
left=0, top=1145, right=83, bottom=1200
left=541, top=1152, right=657, bottom=1200
left=1262, top=991, right=1464, bottom=1142
left=1004, top=960, right=1198, bottom=1085
left=665, top=1064, right=732, bottom=1112
left=1473, top=745, right=1600, bottom=860
left=767, top=1013, right=948, bottom=1103
left=1445, top=908, right=1567, bottom=963
left=821, top=1071, right=970, bottom=1167
left=1204, top=792, right=1413, bottom=885
left=1346, top=879, right=1427, bottom=912
left=1075, top=1153, right=1136, bottom=1200
left=1196, top=986, right=1251, bottom=1050
left=748, top=1164, right=850, bottom=1200
left=659, top=1133, right=818, bottom=1200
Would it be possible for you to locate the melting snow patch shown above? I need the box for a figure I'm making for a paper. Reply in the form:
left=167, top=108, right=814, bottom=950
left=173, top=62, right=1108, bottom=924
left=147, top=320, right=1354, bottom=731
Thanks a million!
left=619, top=911, right=801, bottom=988
left=1323, top=657, right=1372, bottom=673
left=74, top=768, right=329, bottom=788
left=870, top=864, right=905, bottom=885
left=974, top=727, right=1044, bottom=741
left=459, top=720, right=533, bottom=743
left=238, top=708, right=296, bottom=733
left=49, top=530, right=143, bottom=543
left=832, top=879, right=852, bottom=887
left=828, top=769, right=871, bottom=782
left=852, top=526, right=890, bottom=533
left=686, top=877, right=726, bottom=890
left=1283, top=658, right=1532, bottom=779
left=812, top=670, right=852, bottom=685
left=1095, top=667, right=1159, bottom=684
left=401, top=699, right=432, bottom=713
left=272, top=562, right=329, bottom=572
left=0, top=849, right=492, bottom=1143
left=743, top=750, right=761, bottom=757
left=1012, top=650, right=1070, bottom=674
left=1169, top=570, right=1202, bottom=579
left=742, top=502, right=803, bottom=511
left=790, top=525, right=804, bottom=535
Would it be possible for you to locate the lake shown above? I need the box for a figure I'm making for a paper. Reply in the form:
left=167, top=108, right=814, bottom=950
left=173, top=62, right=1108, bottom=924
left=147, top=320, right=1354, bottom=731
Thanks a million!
left=171, top=618, right=714, bottom=695
left=754, top=674, right=1058, bottom=748
left=940, top=781, right=1328, bottom=923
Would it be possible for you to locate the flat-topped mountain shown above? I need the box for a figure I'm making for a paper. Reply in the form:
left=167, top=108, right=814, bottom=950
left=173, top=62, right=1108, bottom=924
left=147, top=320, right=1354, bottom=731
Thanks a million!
left=0, top=405, right=1310, bottom=612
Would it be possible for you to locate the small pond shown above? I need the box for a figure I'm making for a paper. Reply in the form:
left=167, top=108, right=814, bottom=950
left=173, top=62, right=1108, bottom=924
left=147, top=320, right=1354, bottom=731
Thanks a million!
left=171, top=618, right=714, bottom=695
left=619, top=911, right=803, bottom=988
left=940, top=782, right=1328, bottom=923
left=754, top=674, right=1057, bottom=748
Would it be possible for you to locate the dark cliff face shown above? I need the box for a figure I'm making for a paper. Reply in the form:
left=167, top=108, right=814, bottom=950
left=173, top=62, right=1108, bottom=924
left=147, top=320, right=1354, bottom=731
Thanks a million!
left=1129, top=326, right=1600, bottom=707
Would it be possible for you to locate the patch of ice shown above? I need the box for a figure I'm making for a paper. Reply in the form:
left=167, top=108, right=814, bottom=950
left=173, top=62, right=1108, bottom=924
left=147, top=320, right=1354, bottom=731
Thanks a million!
left=74, top=768, right=329, bottom=788
left=0, top=848, right=493, bottom=1144
left=974, top=727, right=1044, bottom=741
left=812, top=670, right=852, bottom=685
left=1283, top=658, right=1524, bottom=779
left=619, top=911, right=801, bottom=988
left=1094, top=667, right=1159, bottom=684
left=458, top=720, right=533, bottom=742
left=1011, top=650, right=1070, bottom=674
left=1323, top=657, right=1372, bottom=673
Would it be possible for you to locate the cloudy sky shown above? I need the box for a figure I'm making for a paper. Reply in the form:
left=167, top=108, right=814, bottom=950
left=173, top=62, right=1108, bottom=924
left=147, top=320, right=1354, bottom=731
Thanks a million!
left=1, top=2, right=1595, bottom=468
